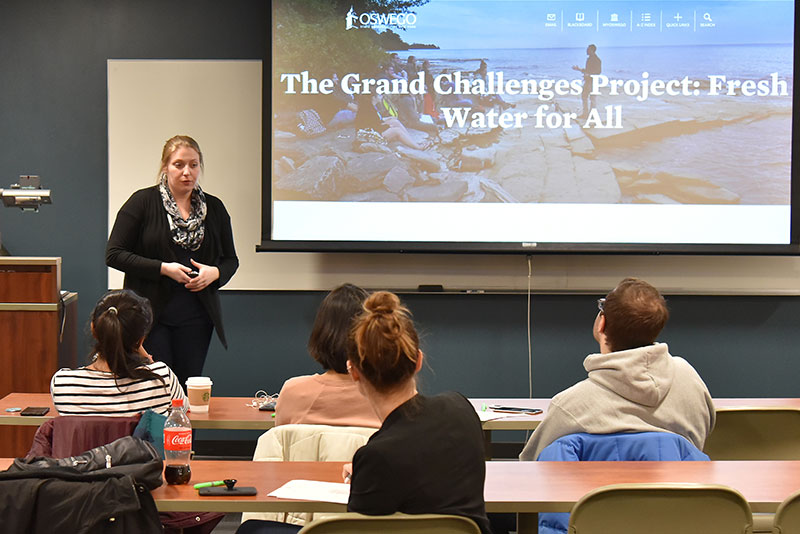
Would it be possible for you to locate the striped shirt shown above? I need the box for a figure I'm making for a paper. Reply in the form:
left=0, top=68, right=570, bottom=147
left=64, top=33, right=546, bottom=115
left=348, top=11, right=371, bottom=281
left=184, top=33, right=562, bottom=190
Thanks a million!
left=50, top=360, right=187, bottom=416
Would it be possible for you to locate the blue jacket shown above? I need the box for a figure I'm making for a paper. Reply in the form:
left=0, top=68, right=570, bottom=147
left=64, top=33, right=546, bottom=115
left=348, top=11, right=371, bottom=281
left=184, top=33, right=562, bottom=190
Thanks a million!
left=537, top=432, right=709, bottom=534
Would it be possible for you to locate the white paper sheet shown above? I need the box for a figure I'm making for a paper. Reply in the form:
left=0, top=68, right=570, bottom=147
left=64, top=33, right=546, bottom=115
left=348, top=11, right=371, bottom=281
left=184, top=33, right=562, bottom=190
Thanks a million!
left=475, top=409, right=533, bottom=422
left=268, top=479, right=350, bottom=504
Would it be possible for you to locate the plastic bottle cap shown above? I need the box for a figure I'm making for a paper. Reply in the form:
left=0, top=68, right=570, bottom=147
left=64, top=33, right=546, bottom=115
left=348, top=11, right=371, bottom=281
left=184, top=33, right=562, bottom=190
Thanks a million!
left=171, top=399, right=184, bottom=407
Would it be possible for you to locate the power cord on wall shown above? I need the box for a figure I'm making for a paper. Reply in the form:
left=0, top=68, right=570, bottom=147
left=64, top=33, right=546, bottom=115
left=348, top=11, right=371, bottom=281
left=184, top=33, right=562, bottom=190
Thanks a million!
left=526, top=255, right=534, bottom=444
left=527, top=254, right=533, bottom=399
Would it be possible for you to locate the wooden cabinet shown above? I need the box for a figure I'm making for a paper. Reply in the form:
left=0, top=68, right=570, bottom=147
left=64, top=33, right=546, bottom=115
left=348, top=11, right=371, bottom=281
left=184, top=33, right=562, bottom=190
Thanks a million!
left=0, top=257, right=77, bottom=456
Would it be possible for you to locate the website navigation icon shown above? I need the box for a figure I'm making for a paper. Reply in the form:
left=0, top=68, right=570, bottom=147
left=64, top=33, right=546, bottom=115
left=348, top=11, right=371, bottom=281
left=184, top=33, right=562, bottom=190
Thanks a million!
left=547, top=8, right=718, bottom=33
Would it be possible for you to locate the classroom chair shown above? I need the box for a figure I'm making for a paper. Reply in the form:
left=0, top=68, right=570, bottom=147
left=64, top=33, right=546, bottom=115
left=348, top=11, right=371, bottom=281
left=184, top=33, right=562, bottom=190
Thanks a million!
left=297, top=513, right=481, bottom=534
left=535, top=431, right=708, bottom=534
left=703, top=408, right=800, bottom=533
left=27, top=414, right=223, bottom=534
left=241, top=424, right=377, bottom=527
left=773, top=488, right=800, bottom=534
left=26, top=414, right=142, bottom=458
left=703, top=408, right=800, bottom=460
left=568, top=483, right=753, bottom=534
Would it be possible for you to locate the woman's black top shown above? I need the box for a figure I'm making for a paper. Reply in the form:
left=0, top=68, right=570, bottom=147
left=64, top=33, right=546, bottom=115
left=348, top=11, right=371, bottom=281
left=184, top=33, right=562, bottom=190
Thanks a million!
left=106, top=186, right=238, bottom=347
left=348, top=392, right=492, bottom=534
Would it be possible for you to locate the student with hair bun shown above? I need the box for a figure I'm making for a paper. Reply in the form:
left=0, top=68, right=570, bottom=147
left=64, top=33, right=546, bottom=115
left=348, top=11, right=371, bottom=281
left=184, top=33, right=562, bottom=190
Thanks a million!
left=50, top=289, right=187, bottom=416
left=343, top=291, right=491, bottom=534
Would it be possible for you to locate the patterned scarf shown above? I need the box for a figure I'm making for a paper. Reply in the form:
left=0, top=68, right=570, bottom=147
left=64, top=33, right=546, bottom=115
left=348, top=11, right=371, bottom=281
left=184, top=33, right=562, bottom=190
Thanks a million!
left=159, top=174, right=207, bottom=251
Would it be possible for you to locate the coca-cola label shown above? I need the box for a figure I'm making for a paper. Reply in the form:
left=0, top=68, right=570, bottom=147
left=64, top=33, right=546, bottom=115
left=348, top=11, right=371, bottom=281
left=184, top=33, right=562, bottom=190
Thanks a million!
left=164, top=428, right=192, bottom=451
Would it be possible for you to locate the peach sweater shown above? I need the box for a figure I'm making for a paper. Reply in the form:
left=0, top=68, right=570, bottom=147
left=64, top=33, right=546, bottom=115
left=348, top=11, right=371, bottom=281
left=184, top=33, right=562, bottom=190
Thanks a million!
left=275, top=372, right=381, bottom=428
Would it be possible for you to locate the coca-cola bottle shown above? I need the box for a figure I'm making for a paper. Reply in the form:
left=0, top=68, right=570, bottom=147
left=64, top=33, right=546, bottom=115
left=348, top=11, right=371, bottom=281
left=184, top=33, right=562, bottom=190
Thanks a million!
left=164, top=398, right=192, bottom=484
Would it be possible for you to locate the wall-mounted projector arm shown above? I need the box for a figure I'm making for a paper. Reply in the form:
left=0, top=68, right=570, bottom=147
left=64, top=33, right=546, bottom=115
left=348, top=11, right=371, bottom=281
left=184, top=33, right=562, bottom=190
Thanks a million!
left=1, top=176, right=52, bottom=212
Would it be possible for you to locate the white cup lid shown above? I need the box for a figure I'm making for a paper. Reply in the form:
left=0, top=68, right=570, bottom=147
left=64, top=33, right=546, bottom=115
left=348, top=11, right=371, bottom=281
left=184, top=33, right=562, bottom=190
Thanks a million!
left=186, top=376, right=213, bottom=386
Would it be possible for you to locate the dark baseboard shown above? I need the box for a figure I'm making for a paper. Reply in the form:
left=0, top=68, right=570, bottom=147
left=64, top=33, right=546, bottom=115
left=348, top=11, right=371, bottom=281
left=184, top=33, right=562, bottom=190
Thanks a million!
left=490, top=442, right=525, bottom=459
left=193, top=439, right=525, bottom=461
left=194, top=439, right=256, bottom=460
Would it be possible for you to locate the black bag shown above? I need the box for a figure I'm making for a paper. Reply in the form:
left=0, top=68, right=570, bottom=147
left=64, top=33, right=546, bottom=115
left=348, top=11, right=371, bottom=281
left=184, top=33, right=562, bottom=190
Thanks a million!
left=11, top=435, right=164, bottom=490
left=0, top=450, right=164, bottom=534
left=8, top=435, right=222, bottom=533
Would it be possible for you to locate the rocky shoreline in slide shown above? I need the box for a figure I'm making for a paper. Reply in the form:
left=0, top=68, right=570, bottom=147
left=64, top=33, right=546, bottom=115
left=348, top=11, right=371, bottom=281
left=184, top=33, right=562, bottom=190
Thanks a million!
left=273, top=92, right=789, bottom=205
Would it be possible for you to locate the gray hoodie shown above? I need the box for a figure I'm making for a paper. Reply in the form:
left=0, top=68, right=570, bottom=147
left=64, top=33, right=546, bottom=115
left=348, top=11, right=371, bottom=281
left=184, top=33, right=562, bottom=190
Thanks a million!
left=519, top=343, right=715, bottom=461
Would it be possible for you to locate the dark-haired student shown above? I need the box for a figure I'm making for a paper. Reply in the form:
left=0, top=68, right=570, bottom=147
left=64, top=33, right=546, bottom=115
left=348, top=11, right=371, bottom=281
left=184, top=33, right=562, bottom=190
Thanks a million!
left=238, top=292, right=491, bottom=534
left=50, top=289, right=186, bottom=416
left=275, top=283, right=380, bottom=428
left=342, top=291, right=492, bottom=534
left=519, top=277, right=714, bottom=461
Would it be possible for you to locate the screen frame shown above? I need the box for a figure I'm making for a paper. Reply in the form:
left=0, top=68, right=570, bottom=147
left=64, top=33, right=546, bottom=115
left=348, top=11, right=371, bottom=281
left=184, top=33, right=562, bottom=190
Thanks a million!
left=261, top=1, right=800, bottom=256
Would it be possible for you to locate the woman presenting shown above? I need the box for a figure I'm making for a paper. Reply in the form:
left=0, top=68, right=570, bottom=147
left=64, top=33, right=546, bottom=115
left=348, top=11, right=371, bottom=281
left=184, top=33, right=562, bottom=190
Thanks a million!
left=106, top=135, right=238, bottom=385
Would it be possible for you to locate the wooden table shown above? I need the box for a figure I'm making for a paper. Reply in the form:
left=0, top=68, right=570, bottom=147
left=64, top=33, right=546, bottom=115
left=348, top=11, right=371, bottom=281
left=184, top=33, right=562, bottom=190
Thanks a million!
left=143, top=460, right=800, bottom=514
left=469, top=397, right=800, bottom=430
left=3, top=458, right=796, bottom=533
left=3, top=393, right=798, bottom=431
left=0, top=393, right=276, bottom=430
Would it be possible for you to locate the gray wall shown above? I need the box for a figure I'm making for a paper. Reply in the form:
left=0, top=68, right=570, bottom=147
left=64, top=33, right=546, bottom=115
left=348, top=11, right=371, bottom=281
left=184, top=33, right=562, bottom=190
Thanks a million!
left=1, top=1, right=798, bottom=417
left=216, top=291, right=800, bottom=400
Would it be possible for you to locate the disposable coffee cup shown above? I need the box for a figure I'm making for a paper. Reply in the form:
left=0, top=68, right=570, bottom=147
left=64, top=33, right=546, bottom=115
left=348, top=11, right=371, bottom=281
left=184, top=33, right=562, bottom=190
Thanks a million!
left=186, top=377, right=213, bottom=413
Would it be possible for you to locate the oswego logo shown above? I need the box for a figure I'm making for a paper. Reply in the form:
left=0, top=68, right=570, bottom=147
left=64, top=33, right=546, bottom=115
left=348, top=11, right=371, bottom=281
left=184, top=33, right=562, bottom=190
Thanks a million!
left=165, top=429, right=192, bottom=450
left=345, top=5, right=417, bottom=30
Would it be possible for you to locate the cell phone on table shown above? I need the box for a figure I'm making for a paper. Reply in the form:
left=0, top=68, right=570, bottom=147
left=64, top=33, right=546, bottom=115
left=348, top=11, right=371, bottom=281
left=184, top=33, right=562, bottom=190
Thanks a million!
left=199, top=486, right=257, bottom=496
left=20, top=406, right=50, bottom=416
left=488, top=405, right=542, bottom=414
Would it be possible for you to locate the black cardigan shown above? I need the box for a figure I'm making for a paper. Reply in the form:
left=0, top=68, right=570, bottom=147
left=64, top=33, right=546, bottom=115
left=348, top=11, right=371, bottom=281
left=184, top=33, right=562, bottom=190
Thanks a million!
left=105, top=186, right=239, bottom=348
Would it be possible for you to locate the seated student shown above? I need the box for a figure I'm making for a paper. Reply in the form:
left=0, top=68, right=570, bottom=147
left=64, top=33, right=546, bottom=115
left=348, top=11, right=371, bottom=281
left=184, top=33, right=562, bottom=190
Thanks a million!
left=50, top=289, right=187, bottom=416
left=520, top=277, right=715, bottom=461
left=353, top=93, right=428, bottom=151
left=275, top=283, right=380, bottom=428
left=342, top=291, right=492, bottom=534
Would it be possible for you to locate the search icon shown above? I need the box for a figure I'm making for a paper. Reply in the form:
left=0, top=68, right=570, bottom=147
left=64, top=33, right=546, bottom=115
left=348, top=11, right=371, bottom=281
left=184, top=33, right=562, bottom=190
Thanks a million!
left=703, top=12, right=713, bottom=22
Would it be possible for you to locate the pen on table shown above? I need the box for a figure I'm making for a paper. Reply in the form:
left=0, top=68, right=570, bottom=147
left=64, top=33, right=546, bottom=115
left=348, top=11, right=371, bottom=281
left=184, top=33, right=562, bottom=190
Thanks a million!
left=193, top=480, right=225, bottom=489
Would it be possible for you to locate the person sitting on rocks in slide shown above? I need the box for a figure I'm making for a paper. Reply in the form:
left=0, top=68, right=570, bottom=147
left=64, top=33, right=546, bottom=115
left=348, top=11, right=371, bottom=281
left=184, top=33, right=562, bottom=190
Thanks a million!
left=353, top=93, right=431, bottom=151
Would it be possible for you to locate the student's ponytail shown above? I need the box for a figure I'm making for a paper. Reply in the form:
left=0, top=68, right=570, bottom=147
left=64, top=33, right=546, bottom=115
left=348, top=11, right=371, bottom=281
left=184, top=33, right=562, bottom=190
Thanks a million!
left=90, top=290, right=162, bottom=384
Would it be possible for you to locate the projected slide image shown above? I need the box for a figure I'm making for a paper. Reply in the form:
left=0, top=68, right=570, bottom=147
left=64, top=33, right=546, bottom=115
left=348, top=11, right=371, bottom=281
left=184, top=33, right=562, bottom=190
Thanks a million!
left=272, top=1, right=791, bottom=208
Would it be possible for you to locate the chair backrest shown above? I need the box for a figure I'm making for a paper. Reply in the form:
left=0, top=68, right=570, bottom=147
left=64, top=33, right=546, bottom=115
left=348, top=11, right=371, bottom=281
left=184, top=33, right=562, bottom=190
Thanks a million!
left=568, top=483, right=753, bottom=534
left=28, top=415, right=142, bottom=458
left=703, top=408, right=800, bottom=460
left=252, top=423, right=377, bottom=462
left=538, top=431, right=709, bottom=462
left=773, top=488, right=800, bottom=534
left=298, top=512, right=481, bottom=534
left=242, top=424, right=378, bottom=527
left=537, top=432, right=709, bottom=534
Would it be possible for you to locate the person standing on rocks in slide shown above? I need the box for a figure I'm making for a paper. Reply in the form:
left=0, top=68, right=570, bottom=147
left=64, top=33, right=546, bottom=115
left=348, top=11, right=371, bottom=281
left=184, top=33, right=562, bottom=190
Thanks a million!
left=573, top=44, right=602, bottom=118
